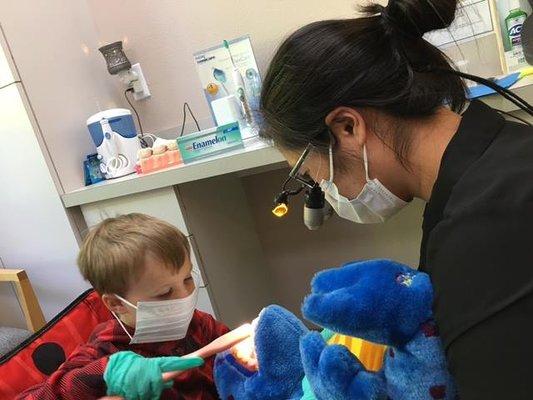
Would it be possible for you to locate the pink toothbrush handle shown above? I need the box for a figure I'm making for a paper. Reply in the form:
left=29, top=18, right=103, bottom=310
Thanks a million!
left=162, top=323, right=252, bottom=382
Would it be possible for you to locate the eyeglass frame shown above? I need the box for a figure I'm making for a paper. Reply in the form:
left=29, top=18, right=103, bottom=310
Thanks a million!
left=288, top=143, right=316, bottom=189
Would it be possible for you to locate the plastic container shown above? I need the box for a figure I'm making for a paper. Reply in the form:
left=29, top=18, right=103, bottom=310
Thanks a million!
left=506, top=0, right=528, bottom=50
left=137, top=145, right=183, bottom=174
left=83, top=154, right=105, bottom=185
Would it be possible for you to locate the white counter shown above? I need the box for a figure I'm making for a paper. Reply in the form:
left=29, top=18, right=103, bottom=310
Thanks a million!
left=62, top=137, right=285, bottom=208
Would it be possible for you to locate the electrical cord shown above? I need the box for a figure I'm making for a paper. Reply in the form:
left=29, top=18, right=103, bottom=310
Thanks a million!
left=179, top=102, right=201, bottom=137
left=447, top=70, right=533, bottom=115
left=124, top=88, right=149, bottom=147
left=0, top=80, right=22, bottom=91
left=281, top=176, right=305, bottom=196
left=124, top=88, right=143, bottom=134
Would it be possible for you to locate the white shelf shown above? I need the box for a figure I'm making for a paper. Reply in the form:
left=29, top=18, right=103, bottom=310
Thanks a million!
left=62, top=137, right=286, bottom=208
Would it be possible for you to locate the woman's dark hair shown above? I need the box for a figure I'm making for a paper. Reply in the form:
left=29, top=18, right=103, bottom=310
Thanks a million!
left=260, top=0, right=466, bottom=164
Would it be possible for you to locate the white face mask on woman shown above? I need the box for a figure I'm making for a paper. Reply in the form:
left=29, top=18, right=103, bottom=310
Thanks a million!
left=112, top=276, right=199, bottom=344
left=319, top=144, right=408, bottom=223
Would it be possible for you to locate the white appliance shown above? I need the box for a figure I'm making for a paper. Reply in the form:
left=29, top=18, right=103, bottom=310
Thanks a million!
left=87, top=108, right=141, bottom=179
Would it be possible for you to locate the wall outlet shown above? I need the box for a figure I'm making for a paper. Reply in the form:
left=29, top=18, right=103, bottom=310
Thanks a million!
left=130, top=63, right=151, bottom=100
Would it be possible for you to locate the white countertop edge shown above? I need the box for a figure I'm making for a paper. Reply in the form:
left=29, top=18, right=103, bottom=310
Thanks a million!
left=62, top=139, right=286, bottom=208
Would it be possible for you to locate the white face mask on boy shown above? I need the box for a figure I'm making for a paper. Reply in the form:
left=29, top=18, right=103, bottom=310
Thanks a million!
left=112, top=275, right=199, bottom=344
left=319, top=144, right=408, bottom=223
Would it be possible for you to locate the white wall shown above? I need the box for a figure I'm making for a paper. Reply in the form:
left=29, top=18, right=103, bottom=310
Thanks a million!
left=85, top=0, right=360, bottom=136
left=0, top=0, right=124, bottom=193
left=0, top=38, right=89, bottom=328
left=242, top=168, right=424, bottom=318
left=0, top=0, right=132, bottom=324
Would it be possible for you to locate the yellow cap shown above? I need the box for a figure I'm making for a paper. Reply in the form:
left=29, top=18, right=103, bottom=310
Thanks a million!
left=272, top=203, right=289, bottom=218
left=206, top=83, right=219, bottom=95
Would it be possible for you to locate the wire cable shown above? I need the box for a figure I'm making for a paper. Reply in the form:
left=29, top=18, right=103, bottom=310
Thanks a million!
left=124, top=88, right=144, bottom=136
left=124, top=88, right=149, bottom=147
left=179, top=102, right=201, bottom=137
left=447, top=70, right=533, bottom=115
left=0, top=80, right=22, bottom=91
left=282, top=176, right=305, bottom=196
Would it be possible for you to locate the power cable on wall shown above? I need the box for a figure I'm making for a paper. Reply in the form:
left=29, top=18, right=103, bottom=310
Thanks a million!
left=0, top=80, right=22, bottom=91
left=124, top=88, right=149, bottom=147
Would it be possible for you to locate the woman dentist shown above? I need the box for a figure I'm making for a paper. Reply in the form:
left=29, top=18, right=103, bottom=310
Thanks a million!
left=259, top=0, right=533, bottom=398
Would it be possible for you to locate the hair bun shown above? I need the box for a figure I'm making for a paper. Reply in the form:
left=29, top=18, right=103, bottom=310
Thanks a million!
left=365, top=0, right=458, bottom=38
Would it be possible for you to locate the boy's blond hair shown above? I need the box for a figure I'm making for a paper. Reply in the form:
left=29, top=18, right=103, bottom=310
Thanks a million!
left=78, top=213, right=190, bottom=295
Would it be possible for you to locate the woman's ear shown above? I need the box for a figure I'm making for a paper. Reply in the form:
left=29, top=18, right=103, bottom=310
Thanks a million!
left=101, top=293, right=128, bottom=315
left=325, top=107, right=367, bottom=150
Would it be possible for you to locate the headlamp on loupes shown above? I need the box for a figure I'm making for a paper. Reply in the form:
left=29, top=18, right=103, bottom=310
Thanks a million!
left=272, top=144, right=332, bottom=230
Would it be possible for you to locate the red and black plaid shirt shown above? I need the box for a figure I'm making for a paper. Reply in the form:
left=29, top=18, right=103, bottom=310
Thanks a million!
left=17, top=310, right=229, bottom=400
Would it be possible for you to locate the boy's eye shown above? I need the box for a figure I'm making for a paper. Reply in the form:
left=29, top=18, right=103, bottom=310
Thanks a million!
left=184, top=276, right=193, bottom=283
left=158, top=288, right=172, bottom=298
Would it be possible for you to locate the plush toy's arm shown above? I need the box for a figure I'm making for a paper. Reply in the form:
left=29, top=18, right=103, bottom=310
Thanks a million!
left=301, top=332, right=387, bottom=400
left=384, top=322, right=457, bottom=400
left=214, top=305, right=307, bottom=400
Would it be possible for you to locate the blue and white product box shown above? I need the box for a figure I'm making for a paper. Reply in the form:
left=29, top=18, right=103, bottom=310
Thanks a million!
left=193, top=36, right=262, bottom=124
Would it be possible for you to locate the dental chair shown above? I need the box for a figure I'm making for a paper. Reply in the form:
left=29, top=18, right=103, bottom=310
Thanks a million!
left=0, top=269, right=45, bottom=357
left=0, top=269, right=111, bottom=398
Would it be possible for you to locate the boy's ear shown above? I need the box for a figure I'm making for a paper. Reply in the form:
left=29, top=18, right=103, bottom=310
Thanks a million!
left=101, top=293, right=128, bottom=315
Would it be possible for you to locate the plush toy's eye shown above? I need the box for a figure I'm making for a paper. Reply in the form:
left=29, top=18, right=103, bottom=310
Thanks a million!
left=395, top=273, right=414, bottom=287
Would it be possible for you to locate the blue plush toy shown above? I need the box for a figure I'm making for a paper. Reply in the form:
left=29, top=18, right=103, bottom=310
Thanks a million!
left=214, top=259, right=456, bottom=400
left=214, top=305, right=308, bottom=399
left=301, top=259, right=456, bottom=400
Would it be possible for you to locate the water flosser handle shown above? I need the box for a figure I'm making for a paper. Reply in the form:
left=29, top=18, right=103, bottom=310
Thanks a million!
left=232, top=69, right=252, bottom=124
left=232, top=68, right=245, bottom=92
left=100, top=118, right=121, bottom=174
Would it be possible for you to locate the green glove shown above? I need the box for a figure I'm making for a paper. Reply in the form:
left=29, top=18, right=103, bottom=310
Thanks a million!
left=104, top=351, right=204, bottom=400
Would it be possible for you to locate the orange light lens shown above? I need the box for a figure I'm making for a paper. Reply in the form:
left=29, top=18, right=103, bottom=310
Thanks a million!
left=272, top=203, right=288, bottom=217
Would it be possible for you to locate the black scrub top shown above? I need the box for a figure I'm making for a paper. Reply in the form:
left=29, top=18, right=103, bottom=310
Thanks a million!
left=419, top=100, right=533, bottom=400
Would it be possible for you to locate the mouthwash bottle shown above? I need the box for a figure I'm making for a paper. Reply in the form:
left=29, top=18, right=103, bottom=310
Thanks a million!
left=506, top=0, right=528, bottom=48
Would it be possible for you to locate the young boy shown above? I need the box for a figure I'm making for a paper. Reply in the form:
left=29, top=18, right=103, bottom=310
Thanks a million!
left=18, top=213, right=229, bottom=400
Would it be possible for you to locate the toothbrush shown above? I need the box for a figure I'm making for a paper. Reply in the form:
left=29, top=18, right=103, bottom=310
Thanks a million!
left=162, top=323, right=252, bottom=381
left=224, top=40, right=253, bottom=125
left=224, top=39, right=238, bottom=69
